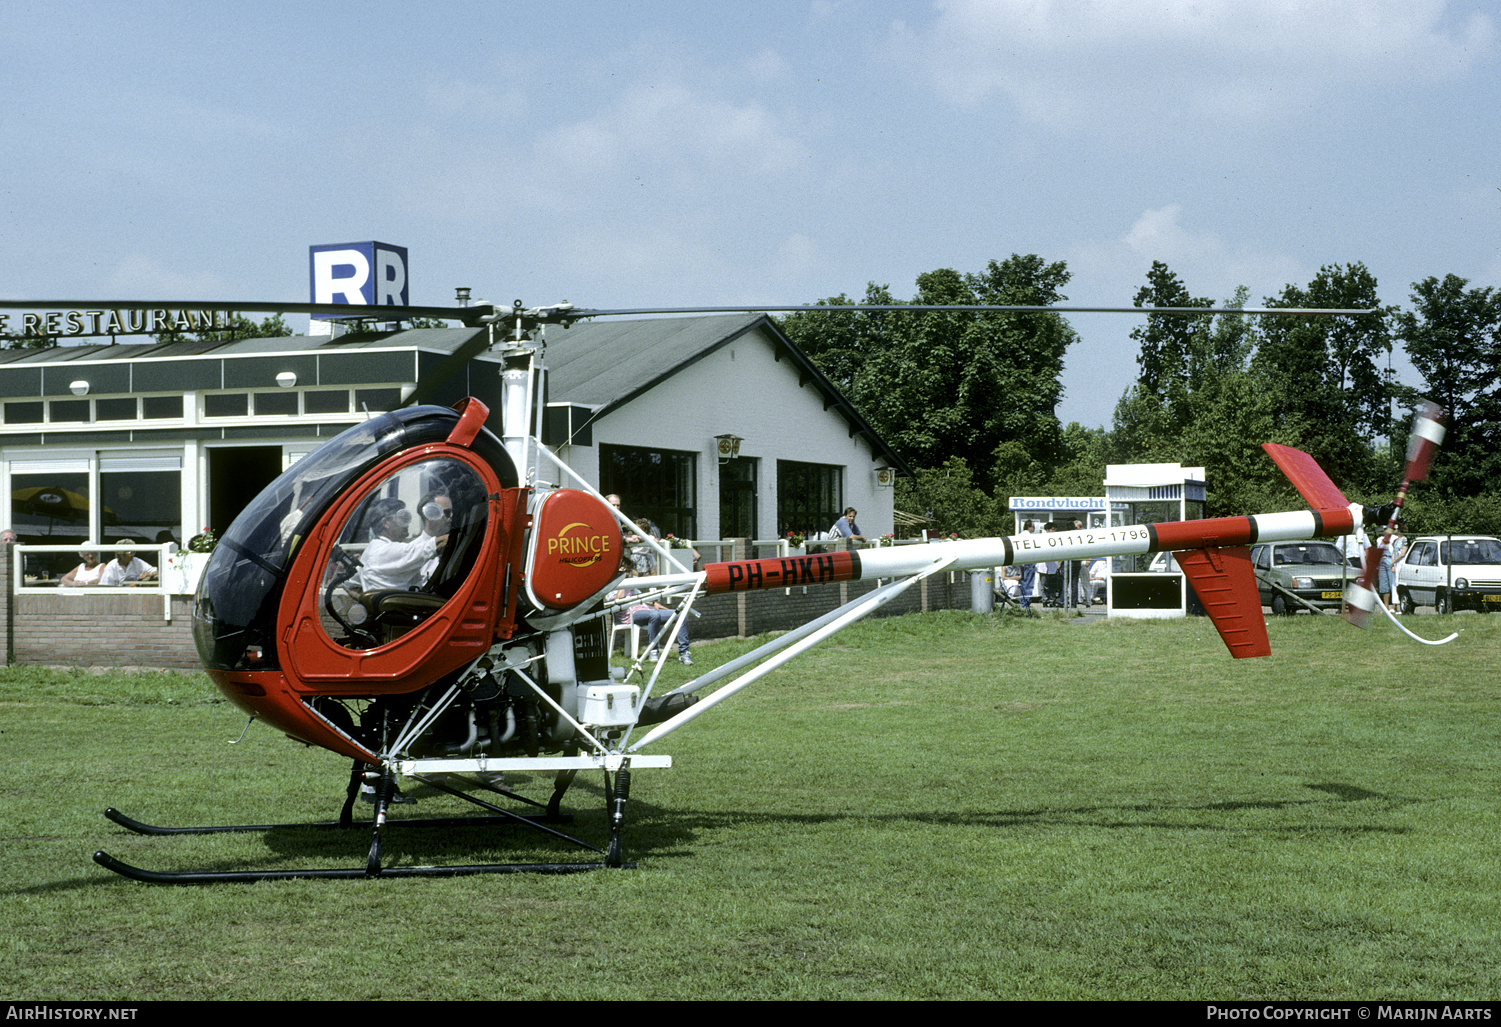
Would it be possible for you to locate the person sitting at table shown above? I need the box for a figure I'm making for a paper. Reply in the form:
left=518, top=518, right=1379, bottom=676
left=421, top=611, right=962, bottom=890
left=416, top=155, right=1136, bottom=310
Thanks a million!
left=98, top=540, right=158, bottom=586
left=60, top=546, right=105, bottom=587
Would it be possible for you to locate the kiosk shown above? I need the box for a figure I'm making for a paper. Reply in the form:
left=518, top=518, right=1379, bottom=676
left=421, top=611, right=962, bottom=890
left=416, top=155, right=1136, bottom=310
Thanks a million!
left=1102, top=463, right=1206, bottom=618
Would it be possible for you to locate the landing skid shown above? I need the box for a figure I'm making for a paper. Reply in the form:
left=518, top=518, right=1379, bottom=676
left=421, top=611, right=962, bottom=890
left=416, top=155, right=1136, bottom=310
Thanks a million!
left=94, top=765, right=637, bottom=883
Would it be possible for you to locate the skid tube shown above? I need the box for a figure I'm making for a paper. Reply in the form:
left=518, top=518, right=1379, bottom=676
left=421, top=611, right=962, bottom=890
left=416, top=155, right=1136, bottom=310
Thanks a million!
left=94, top=764, right=638, bottom=883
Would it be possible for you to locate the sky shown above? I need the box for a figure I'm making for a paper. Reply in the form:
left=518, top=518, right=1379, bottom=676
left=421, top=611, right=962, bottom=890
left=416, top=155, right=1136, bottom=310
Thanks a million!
left=3, top=0, right=1497, bottom=429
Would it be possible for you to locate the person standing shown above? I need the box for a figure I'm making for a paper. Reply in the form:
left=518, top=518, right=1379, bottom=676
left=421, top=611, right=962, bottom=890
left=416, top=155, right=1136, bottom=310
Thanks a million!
left=1017, top=520, right=1038, bottom=613
left=830, top=507, right=865, bottom=542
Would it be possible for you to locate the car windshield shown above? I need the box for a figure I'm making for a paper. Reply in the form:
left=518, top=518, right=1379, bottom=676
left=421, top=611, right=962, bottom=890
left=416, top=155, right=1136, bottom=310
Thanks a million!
left=1273, top=543, right=1344, bottom=566
left=1442, top=539, right=1501, bottom=565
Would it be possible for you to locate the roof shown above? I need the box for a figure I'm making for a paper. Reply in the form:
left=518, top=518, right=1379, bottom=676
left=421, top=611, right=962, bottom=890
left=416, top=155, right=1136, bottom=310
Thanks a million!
left=2, top=316, right=911, bottom=474
left=545, top=314, right=911, bottom=475
left=0, top=326, right=491, bottom=366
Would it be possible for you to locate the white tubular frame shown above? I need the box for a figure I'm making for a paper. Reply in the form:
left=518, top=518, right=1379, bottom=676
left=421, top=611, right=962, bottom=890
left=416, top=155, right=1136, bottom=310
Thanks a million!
left=625, top=555, right=955, bottom=753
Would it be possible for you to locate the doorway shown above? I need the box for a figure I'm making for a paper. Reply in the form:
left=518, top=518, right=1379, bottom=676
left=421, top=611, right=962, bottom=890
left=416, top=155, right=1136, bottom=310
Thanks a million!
left=208, top=446, right=284, bottom=534
left=719, top=457, right=757, bottom=539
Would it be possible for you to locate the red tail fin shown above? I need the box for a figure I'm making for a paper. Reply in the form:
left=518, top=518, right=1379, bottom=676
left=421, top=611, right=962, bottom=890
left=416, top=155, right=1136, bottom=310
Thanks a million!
left=1262, top=443, right=1350, bottom=511
left=1177, top=547, right=1271, bottom=659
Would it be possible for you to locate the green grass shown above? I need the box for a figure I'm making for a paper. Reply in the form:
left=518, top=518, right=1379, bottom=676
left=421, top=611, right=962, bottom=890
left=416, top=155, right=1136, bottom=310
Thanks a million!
left=3, top=609, right=1499, bottom=999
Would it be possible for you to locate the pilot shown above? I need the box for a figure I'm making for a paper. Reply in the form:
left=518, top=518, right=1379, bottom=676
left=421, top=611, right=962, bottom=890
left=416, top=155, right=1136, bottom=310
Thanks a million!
left=355, top=496, right=448, bottom=592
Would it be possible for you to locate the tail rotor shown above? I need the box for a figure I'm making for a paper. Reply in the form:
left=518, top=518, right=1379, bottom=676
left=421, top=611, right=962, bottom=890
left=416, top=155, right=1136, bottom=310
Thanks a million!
left=1344, top=401, right=1445, bottom=627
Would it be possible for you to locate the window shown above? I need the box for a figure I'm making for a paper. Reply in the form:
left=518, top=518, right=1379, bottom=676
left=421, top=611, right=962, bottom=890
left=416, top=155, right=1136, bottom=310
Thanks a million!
left=49, top=400, right=90, bottom=423
left=204, top=393, right=249, bottom=417
left=254, top=391, right=299, bottom=416
left=99, top=456, right=183, bottom=548
left=96, top=398, right=139, bottom=421
left=305, top=390, right=350, bottom=414
left=719, top=457, right=757, bottom=539
left=142, top=396, right=183, bottom=419
left=355, top=388, right=401, bottom=414
left=776, top=460, right=840, bottom=537
left=600, top=444, right=697, bottom=540
left=4, top=402, right=44, bottom=425
left=320, top=457, right=490, bottom=650
left=11, top=467, right=91, bottom=577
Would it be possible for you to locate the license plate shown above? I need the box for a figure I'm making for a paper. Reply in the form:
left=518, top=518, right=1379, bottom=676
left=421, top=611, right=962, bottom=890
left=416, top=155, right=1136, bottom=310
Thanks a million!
left=1320, top=591, right=1342, bottom=600
left=1483, top=594, right=1501, bottom=604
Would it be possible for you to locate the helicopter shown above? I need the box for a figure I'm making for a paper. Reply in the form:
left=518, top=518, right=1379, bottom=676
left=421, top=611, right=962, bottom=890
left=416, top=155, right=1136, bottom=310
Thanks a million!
left=1, top=294, right=1440, bottom=882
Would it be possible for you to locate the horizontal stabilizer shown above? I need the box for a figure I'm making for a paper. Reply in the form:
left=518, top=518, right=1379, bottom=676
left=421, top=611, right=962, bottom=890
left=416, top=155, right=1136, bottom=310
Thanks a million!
left=1262, top=443, right=1349, bottom=511
left=1176, top=547, right=1271, bottom=659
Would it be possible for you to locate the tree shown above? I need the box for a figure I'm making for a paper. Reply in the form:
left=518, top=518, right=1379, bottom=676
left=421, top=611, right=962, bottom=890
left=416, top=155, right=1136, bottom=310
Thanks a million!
left=893, top=455, right=1008, bottom=538
left=1108, top=266, right=1288, bottom=515
left=1129, top=261, right=1214, bottom=434
left=1250, top=263, right=1394, bottom=493
left=1392, top=275, right=1501, bottom=497
left=780, top=256, right=1077, bottom=492
left=777, top=283, right=898, bottom=396
left=153, top=313, right=294, bottom=344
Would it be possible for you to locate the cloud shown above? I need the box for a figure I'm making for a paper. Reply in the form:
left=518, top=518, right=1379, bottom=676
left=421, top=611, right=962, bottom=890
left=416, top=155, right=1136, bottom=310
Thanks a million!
left=888, top=0, right=1496, bottom=129
left=1066, top=205, right=1305, bottom=303
left=540, top=81, right=812, bottom=181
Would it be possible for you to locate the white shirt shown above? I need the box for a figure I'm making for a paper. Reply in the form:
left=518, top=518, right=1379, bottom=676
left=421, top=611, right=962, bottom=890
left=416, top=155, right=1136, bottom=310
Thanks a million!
left=98, top=557, right=155, bottom=586
left=356, top=532, right=438, bottom=591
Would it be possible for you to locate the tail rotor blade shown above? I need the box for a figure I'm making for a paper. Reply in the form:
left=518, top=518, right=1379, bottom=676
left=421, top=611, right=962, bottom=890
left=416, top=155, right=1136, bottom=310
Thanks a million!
left=1403, top=400, right=1445, bottom=483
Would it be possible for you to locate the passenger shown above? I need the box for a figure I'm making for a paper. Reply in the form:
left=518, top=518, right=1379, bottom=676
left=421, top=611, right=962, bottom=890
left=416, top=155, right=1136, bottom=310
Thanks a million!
left=59, top=546, right=104, bottom=587
left=1016, top=520, right=1038, bottom=614
left=627, top=517, right=658, bottom=576
left=98, top=541, right=158, bottom=585
left=609, top=565, right=692, bottom=666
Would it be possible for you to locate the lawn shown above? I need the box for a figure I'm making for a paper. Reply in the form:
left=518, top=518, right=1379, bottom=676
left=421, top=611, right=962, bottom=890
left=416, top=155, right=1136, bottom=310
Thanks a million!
left=2, top=609, right=1498, bottom=1000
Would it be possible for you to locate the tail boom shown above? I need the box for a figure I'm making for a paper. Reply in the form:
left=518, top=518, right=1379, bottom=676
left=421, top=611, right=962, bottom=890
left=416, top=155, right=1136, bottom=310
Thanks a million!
left=700, top=507, right=1354, bottom=595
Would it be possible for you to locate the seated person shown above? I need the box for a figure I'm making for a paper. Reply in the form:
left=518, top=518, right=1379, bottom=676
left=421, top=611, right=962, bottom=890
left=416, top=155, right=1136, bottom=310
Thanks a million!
left=355, top=496, right=448, bottom=593
left=98, top=541, right=157, bottom=585
left=60, top=547, right=104, bottom=587
left=627, top=517, right=658, bottom=576
left=608, top=565, right=692, bottom=666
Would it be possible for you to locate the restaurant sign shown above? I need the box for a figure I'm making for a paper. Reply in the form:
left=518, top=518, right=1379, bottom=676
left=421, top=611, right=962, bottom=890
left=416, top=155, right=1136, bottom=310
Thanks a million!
left=0, top=308, right=237, bottom=341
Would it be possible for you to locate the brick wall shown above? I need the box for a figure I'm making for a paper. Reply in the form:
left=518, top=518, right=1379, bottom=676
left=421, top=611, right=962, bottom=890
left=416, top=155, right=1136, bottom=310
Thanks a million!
left=7, top=587, right=202, bottom=670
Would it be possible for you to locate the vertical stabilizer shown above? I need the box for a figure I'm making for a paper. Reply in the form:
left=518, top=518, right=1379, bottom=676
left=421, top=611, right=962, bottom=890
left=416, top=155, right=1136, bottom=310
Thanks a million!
left=1176, top=547, right=1271, bottom=659
left=1262, top=443, right=1350, bottom=511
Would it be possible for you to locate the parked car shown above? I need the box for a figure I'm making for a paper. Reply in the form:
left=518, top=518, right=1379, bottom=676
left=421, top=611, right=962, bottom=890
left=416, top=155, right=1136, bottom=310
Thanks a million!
left=1249, top=540, right=1350, bottom=614
left=1395, top=535, right=1501, bottom=615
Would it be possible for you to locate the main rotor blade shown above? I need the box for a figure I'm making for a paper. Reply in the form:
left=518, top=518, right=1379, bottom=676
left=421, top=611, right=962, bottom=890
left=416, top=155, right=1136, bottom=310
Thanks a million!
left=568, top=304, right=1380, bottom=318
left=1, top=298, right=1376, bottom=323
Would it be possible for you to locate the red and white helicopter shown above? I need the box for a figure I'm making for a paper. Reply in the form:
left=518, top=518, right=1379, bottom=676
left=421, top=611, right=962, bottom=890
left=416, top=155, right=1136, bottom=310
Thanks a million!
left=3, top=295, right=1440, bottom=881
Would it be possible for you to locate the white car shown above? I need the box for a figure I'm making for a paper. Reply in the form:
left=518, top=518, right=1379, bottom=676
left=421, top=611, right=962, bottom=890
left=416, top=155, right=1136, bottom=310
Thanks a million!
left=1395, top=535, right=1501, bottom=615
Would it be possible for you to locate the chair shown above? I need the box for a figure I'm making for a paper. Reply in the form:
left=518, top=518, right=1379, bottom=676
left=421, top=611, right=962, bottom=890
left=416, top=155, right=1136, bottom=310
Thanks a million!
left=611, top=620, right=642, bottom=660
